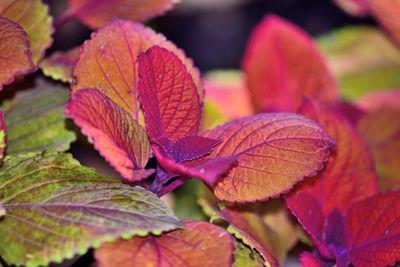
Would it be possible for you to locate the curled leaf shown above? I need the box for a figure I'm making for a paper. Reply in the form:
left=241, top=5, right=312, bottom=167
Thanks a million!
left=1, top=78, right=76, bottom=155
left=39, top=46, right=80, bottom=83
left=0, top=150, right=182, bottom=267
left=242, top=15, right=338, bottom=112
left=0, top=0, right=53, bottom=64
left=0, top=18, right=35, bottom=90
left=292, top=99, right=378, bottom=215
left=64, top=0, right=179, bottom=29
left=72, top=19, right=202, bottom=125
left=65, top=89, right=153, bottom=182
left=138, top=46, right=201, bottom=142
left=95, top=220, right=234, bottom=267
left=233, top=240, right=264, bottom=267
left=203, top=113, right=336, bottom=203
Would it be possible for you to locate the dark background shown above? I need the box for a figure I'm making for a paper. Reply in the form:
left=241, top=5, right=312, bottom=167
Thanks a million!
left=50, top=0, right=374, bottom=72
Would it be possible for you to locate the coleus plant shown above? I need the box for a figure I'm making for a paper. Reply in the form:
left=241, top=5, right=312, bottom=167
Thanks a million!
left=0, top=0, right=399, bottom=267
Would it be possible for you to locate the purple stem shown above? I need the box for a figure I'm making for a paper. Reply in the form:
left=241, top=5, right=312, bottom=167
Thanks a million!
left=157, top=177, right=191, bottom=197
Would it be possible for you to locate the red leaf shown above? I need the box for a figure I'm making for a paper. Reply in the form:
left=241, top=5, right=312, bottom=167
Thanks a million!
left=202, top=113, right=336, bottom=203
left=39, top=46, right=80, bottom=83
left=299, top=252, right=327, bottom=267
left=72, top=19, right=203, bottom=124
left=340, top=191, right=400, bottom=267
left=65, top=89, right=153, bottom=181
left=366, top=0, right=400, bottom=46
left=0, top=111, right=6, bottom=161
left=138, top=46, right=201, bottom=142
left=65, top=0, right=178, bottom=29
left=356, top=90, right=400, bottom=191
left=0, top=18, right=35, bottom=90
left=333, top=0, right=369, bottom=17
left=95, top=220, right=234, bottom=267
left=0, top=0, right=53, bottom=64
left=285, top=192, right=332, bottom=259
left=242, top=15, right=338, bottom=112
left=292, top=99, right=378, bottom=215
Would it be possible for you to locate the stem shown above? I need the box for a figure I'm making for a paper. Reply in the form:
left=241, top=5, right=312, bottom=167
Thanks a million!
left=157, top=177, right=190, bottom=197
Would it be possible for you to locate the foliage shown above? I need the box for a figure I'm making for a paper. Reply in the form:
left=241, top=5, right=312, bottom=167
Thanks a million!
left=0, top=0, right=399, bottom=266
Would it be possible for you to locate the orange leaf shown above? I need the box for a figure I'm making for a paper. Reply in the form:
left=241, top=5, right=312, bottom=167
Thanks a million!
left=95, top=220, right=234, bottom=267
left=39, top=46, right=80, bottom=83
left=72, top=19, right=202, bottom=125
left=0, top=18, right=35, bottom=90
left=0, top=0, right=53, bottom=64
left=292, top=99, right=378, bottom=215
left=242, top=15, right=338, bottom=112
left=357, top=90, right=400, bottom=191
left=366, top=0, right=400, bottom=46
left=65, top=0, right=179, bottom=29
left=202, top=112, right=336, bottom=203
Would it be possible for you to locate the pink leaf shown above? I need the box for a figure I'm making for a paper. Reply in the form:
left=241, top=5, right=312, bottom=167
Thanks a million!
left=242, top=15, right=338, bottom=112
left=138, top=46, right=202, bottom=142
left=65, top=89, right=153, bottom=181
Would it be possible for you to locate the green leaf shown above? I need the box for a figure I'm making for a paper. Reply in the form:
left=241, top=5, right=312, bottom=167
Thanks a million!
left=0, top=203, right=5, bottom=218
left=0, top=78, right=76, bottom=156
left=233, top=240, right=264, bottom=267
left=317, top=26, right=400, bottom=100
left=0, top=150, right=182, bottom=267
left=173, top=179, right=207, bottom=221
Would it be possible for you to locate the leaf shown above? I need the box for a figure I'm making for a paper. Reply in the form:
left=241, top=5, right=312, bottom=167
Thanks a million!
left=233, top=240, right=264, bottom=267
left=220, top=205, right=284, bottom=267
left=292, top=99, right=378, bottom=215
left=242, top=15, right=338, bottom=112
left=0, top=150, right=182, bottom=267
left=0, top=111, right=6, bottom=161
left=0, top=18, right=35, bottom=90
left=285, top=193, right=332, bottom=259
left=65, top=89, right=153, bottom=182
left=72, top=19, right=202, bottom=125
left=299, top=252, right=328, bottom=267
left=95, top=220, right=234, bottom=267
left=317, top=26, right=400, bottom=100
left=339, top=191, right=400, bottom=267
left=0, top=0, right=53, bottom=64
left=366, top=0, right=400, bottom=46
left=201, top=70, right=254, bottom=130
left=156, top=135, right=221, bottom=163
left=356, top=90, right=400, bottom=191
left=202, top=112, right=336, bottom=203
left=1, top=78, right=76, bottom=156
left=333, top=0, right=369, bottom=16
left=138, top=46, right=201, bottom=142
left=172, top=179, right=207, bottom=221
left=64, top=0, right=179, bottom=29
left=39, top=46, right=80, bottom=83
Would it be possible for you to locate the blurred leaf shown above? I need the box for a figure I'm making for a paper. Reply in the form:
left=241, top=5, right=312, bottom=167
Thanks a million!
left=39, top=46, right=80, bottom=83
left=233, top=239, right=264, bottom=267
left=173, top=179, right=207, bottom=221
left=318, top=26, right=400, bottom=100
left=1, top=78, right=76, bottom=155
left=0, top=150, right=182, bottom=267
left=0, top=0, right=53, bottom=64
